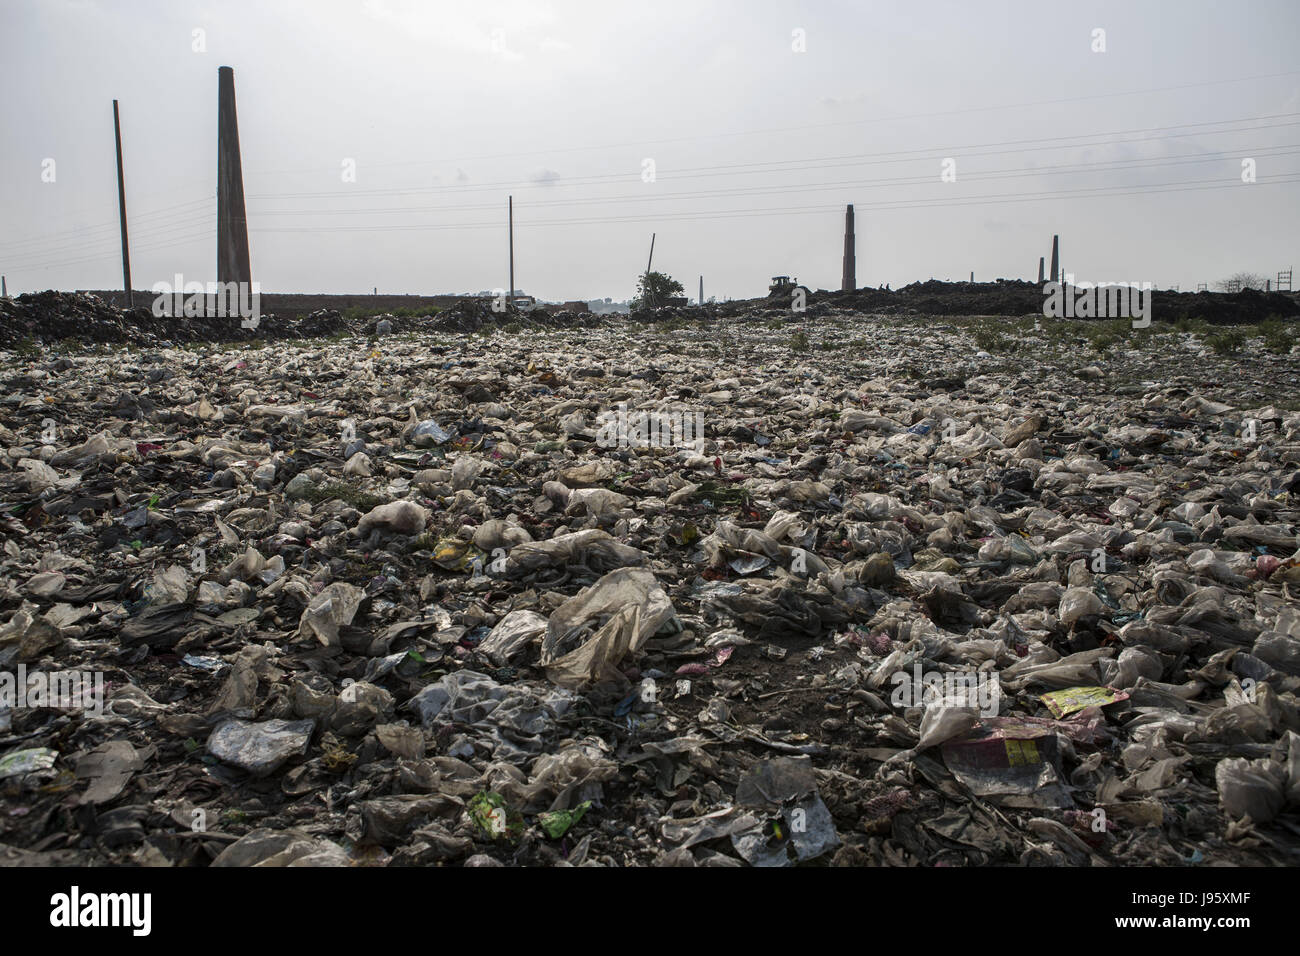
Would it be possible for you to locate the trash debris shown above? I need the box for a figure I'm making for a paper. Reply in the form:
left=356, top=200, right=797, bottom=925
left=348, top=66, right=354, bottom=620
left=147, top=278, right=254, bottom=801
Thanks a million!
left=75, top=740, right=147, bottom=805
left=1040, top=686, right=1130, bottom=718
left=538, top=800, right=591, bottom=839
left=207, top=719, right=316, bottom=776
left=729, top=757, right=840, bottom=866
left=0, top=747, right=58, bottom=780
left=2, top=293, right=1298, bottom=867
left=468, top=791, right=524, bottom=841
left=540, top=568, right=677, bottom=688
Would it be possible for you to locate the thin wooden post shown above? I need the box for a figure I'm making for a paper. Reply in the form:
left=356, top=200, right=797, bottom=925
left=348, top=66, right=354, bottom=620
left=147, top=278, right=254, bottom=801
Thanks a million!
left=113, top=100, right=132, bottom=308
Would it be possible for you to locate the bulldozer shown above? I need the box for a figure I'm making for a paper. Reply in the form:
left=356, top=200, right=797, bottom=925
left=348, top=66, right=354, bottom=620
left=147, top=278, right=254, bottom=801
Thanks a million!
left=768, top=276, right=811, bottom=299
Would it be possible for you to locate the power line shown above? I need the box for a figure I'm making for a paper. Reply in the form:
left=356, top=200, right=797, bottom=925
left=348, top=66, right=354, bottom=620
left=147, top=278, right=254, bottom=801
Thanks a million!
left=245, top=144, right=1300, bottom=219
left=7, top=227, right=213, bottom=275
left=251, top=68, right=1300, bottom=174
left=10, top=102, right=1298, bottom=283
left=2, top=215, right=216, bottom=266
left=2, top=215, right=217, bottom=270
left=0, top=197, right=212, bottom=254
left=244, top=112, right=1300, bottom=201
left=7, top=111, right=1292, bottom=256
left=247, top=174, right=1300, bottom=235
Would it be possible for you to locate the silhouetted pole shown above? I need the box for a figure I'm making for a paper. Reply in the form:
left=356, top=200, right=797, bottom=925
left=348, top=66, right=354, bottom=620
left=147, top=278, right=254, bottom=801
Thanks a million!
left=1049, top=235, right=1059, bottom=285
left=217, top=66, right=251, bottom=286
left=841, top=204, right=855, bottom=291
left=1038, top=257, right=1045, bottom=283
left=508, top=195, right=515, bottom=298
left=699, top=276, right=703, bottom=305
left=113, top=100, right=132, bottom=308
left=1, top=276, right=6, bottom=297
left=646, top=233, right=656, bottom=275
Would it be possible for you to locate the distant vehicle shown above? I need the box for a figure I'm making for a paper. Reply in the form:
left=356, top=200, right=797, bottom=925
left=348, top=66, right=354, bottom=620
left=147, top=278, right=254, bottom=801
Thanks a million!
left=768, top=276, right=811, bottom=298
left=510, top=295, right=537, bottom=311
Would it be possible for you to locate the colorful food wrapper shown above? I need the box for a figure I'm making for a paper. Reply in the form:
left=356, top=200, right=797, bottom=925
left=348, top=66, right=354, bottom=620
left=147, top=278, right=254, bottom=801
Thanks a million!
left=1040, top=686, right=1129, bottom=719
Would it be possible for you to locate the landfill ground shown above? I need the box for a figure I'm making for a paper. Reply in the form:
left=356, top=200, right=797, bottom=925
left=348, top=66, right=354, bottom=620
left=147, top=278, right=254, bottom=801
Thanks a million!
left=2, top=294, right=1300, bottom=867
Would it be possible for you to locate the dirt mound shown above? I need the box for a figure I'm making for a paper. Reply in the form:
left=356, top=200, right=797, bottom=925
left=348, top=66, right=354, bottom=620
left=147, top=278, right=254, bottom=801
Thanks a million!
left=719, top=280, right=1299, bottom=324
left=0, top=292, right=348, bottom=348
left=429, top=298, right=512, bottom=332
left=1157, top=287, right=1300, bottom=325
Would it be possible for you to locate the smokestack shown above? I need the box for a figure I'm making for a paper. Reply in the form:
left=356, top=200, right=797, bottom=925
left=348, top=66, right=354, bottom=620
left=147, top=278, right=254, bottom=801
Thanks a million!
left=217, top=66, right=251, bottom=286
left=841, top=204, right=855, bottom=292
left=1049, top=235, right=1059, bottom=285
left=1038, top=257, right=1045, bottom=283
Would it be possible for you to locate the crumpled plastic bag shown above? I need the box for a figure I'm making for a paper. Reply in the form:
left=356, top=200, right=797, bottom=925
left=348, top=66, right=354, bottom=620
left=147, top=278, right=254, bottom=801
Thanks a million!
left=1215, top=756, right=1286, bottom=822
left=357, top=500, right=429, bottom=536
left=915, top=700, right=984, bottom=750
left=481, top=739, right=617, bottom=813
left=478, top=609, right=548, bottom=665
left=295, top=582, right=365, bottom=646
left=540, top=568, right=677, bottom=688
left=407, top=670, right=576, bottom=761
left=505, top=529, right=646, bottom=576
left=729, top=757, right=840, bottom=866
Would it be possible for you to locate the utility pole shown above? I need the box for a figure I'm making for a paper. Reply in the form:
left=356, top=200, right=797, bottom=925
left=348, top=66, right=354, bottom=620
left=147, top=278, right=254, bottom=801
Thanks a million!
left=699, top=275, right=703, bottom=306
left=508, top=195, right=515, bottom=299
left=112, top=100, right=132, bottom=309
left=646, top=233, right=655, bottom=275
left=1, top=276, right=6, bottom=298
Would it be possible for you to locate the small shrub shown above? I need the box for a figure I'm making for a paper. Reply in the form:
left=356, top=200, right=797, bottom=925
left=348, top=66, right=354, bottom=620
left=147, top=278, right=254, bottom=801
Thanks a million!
left=1257, top=316, right=1293, bottom=355
left=1205, top=329, right=1246, bottom=355
left=973, top=329, right=1013, bottom=352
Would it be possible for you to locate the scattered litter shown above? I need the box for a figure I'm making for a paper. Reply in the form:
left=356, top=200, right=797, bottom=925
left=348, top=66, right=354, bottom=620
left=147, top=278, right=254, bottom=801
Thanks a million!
left=1, top=293, right=1298, bottom=866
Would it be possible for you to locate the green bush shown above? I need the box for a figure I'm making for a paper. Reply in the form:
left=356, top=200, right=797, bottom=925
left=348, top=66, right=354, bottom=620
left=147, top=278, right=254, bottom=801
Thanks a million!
left=1205, top=329, right=1246, bottom=355
left=1257, top=317, right=1293, bottom=355
left=974, top=329, right=1013, bottom=352
left=343, top=305, right=439, bottom=322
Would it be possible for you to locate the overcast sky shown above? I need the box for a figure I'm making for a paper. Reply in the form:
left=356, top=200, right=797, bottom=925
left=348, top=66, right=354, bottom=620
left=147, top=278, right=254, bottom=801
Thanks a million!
left=2, top=0, right=1297, bottom=301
